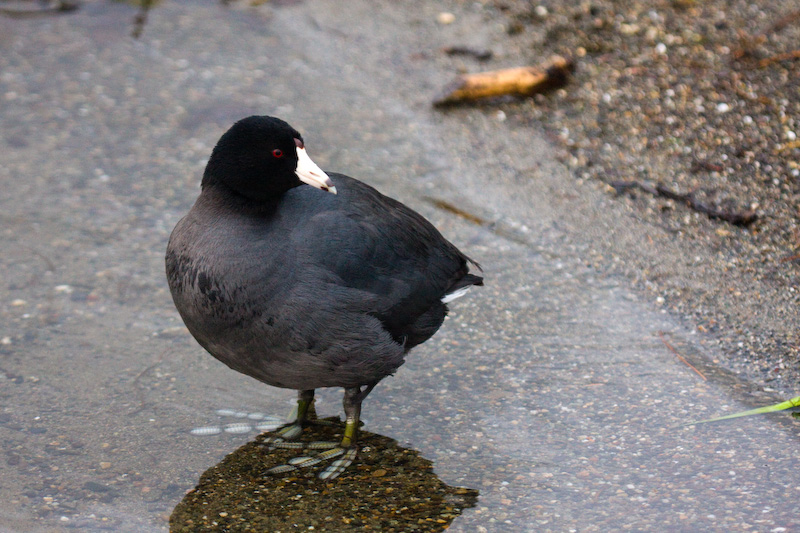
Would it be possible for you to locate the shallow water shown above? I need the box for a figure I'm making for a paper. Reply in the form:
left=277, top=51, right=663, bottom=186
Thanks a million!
left=0, top=0, right=798, bottom=531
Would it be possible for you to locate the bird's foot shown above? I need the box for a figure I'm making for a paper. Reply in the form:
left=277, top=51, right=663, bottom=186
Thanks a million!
left=266, top=445, right=358, bottom=480
left=262, top=386, right=369, bottom=480
left=261, top=418, right=341, bottom=449
left=261, top=421, right=304, bottom=449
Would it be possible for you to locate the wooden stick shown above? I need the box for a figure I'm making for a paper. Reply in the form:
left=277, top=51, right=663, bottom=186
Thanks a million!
left=759, top=49, right=800, bottom=67
left=658, top=332, right=707, bottom=381
left=433, top=55, right=574, bottom=107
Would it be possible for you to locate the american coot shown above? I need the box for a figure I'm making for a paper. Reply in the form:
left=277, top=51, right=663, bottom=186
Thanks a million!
left=166, top=116, right=483, bottom=479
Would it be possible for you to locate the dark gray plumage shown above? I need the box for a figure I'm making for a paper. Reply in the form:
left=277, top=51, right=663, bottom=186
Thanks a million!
left=166, top=116, right=483, bottom=478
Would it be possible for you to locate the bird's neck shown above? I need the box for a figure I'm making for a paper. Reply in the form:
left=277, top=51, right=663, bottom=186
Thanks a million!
left=199, top=181, right=285, bottom=217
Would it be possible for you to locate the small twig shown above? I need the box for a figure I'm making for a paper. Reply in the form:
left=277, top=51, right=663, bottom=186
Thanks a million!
left=610, top=180, right=758, bottom=227
left=765, top=8, right=800, bottom=34
left=668, top=189, right=757, bottom=226
left=442, top=46, right=493, bottom=61
left=609, top=180, right=654, bottom=195
left=21, top=245, right=57, bottom=273
left=733, top=9, right=800, bottom=60
left=758, top=49, right=800, bottom=68
left=0, top=0, right=78, bottom=18
left=129, top=348, right=170, bottom=416
left=423, top=197, right=487, bottom=226
left=690, top=160, right=724, bottom=173
left=658, top=332, right=708, bottom=381
left=132, top=0, right=155, bottom=39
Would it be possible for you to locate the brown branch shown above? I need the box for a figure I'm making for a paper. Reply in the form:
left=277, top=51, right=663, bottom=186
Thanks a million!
left=610, top=181, right=758, bottom=227
left=433, top=55, right=574, bottom=107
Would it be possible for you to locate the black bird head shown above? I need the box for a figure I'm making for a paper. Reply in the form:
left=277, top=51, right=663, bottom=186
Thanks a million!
left=202, top=115, right=336, bottom=201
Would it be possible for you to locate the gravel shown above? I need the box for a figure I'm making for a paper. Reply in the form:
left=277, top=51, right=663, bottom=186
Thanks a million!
left=478, top=0, right=800, bottom=394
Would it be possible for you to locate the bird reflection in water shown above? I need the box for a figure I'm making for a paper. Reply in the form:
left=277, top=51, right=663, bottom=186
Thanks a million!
left=173, top=415, right=479, bottom=532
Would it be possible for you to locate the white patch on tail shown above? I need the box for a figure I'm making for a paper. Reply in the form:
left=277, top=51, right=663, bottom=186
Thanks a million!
left=441, top=286, right=471, bottom=304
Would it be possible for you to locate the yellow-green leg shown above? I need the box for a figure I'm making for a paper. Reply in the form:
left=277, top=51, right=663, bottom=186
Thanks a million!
left=262, top=389, right=321, bottom=454
left=316, top=384, right=372, bottom=480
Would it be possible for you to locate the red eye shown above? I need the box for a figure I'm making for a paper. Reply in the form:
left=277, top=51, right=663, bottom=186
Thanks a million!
left=272, top=149, right=284, bottom=158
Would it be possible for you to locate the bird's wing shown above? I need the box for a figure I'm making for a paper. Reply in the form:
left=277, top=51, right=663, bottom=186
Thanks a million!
left=284, top=175, right=476, bottom=339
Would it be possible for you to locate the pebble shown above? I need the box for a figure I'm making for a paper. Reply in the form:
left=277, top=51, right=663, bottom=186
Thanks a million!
left=190, top=427, right=222, bottom=436
left=437, top=12, right=455, bottom=25
left=254, top=421, right=281, bottom=432
left=223, top=423, right=252, bottom=434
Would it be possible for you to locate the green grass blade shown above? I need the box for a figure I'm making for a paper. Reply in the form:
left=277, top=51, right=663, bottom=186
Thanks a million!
left=685, top=395, right=800, bottom=426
